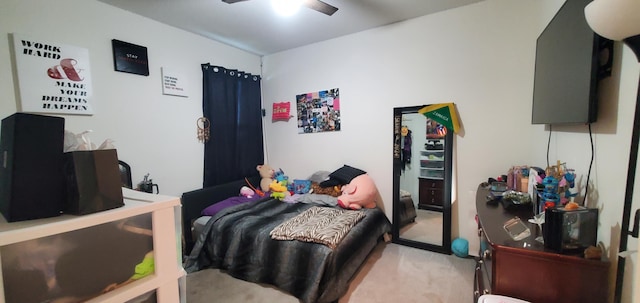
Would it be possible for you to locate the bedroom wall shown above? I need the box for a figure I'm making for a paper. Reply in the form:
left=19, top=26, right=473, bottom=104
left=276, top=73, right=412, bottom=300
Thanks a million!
left=261, top=0, right=639, bottom=300
left=0, top=0, right=261, bottom=196
left=1, top=0, right=638, bottom=300
left=262, top=0, right=548, bottom=251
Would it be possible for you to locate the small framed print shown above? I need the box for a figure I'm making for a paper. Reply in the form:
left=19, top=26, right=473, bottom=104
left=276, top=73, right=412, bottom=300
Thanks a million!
left=161, top=67, right=189, bottom=97
left=111, top=39, right=149, bottom=76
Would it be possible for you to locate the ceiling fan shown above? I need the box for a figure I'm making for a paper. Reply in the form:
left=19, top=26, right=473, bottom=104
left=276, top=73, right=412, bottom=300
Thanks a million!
left=222, top=0, right=339, bottom=16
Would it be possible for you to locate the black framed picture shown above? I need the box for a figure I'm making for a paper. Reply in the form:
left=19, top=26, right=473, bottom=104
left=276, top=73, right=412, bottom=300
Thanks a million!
left=111, top=39, right=149, bottom=76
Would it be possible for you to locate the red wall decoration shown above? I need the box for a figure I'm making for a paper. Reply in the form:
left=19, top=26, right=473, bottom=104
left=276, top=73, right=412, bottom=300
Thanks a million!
left=272, top=102, right=291, bottom=121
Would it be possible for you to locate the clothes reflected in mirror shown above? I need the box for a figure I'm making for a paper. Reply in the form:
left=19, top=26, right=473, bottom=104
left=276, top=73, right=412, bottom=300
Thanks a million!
left=400, top=125, right=412, bottom=171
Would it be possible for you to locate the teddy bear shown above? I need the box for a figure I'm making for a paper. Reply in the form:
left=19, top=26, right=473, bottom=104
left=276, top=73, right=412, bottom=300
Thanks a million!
left=256, top=164, right=275, bottom=193
left=336, top=174, right=378, bottom=210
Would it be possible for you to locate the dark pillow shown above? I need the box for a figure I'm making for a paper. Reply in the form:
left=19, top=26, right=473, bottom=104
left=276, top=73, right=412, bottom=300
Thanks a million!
left=328, top=165, right=366, bottom=184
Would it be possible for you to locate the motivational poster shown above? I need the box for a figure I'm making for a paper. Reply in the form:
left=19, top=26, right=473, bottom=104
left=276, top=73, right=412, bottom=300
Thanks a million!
left=12, top=33, right=94, bottom=115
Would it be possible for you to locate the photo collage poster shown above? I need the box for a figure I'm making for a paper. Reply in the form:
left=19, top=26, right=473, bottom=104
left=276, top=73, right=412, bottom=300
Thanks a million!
left=296, top=88, right=340, bottom=134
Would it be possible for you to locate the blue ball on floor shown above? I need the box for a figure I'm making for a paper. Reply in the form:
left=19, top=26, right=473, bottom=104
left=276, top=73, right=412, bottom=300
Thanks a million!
left=451, top=237, right=469, bottom=258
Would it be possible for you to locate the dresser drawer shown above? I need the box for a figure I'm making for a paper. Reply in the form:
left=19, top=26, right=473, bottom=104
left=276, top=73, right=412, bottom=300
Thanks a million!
left=419, top=178, right=443, bottom=189
left=418, top=178, right=444, bottom=209
left=420, top=189, right=443, bottom=205
left=477, top=227, right=492, bottom=294
left=474, top=258, right=491, bottom=300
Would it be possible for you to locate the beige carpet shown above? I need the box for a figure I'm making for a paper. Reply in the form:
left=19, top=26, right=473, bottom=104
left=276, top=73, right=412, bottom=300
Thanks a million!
left=399, top=209, right=443, bottom=245
left=186, top=242, right=475, bottom=303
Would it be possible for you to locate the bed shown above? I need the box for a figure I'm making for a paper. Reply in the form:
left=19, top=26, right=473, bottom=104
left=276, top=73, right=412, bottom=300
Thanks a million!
left=181, top=175, right=391, bottom=303
left=398, top=189, right=417, bottom=227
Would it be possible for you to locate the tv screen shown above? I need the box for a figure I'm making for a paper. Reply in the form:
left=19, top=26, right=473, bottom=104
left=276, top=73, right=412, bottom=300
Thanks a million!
left=531, top=0, right=612, bottom=125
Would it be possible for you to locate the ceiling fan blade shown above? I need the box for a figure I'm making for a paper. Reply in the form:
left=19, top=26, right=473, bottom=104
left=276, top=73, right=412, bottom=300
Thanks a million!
left=303, top=0, right=338, bottom=16
left=222, top=0, right=249, bottom=4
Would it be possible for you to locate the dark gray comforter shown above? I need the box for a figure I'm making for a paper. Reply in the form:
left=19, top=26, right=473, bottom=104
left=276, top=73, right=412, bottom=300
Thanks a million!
left=184, top=198, right=391, bottom=303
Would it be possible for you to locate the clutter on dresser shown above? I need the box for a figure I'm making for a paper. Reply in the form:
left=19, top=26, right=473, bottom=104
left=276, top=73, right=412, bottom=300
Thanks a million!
left=137, top=173, right=159, bottom=194
left=475, top=183, right=609, bottom=303
left=503, top=216, right=531, bottom=241
left=489, top=161, right=599, bottom=255
left=63, top=130, right=124, bottom=215
left=544, top=206, right=598, bottom=253
left=0, top=113, right=66, bottom=222
left=532, top=161, right=599, bottom=254
left=529, top=161, right=579, bottom=213
left=0, top=113, right=125, bottom=221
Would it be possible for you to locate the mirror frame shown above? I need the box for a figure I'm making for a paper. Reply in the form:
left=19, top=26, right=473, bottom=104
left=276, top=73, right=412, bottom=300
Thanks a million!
left=392, top=105, right=452, bottom=254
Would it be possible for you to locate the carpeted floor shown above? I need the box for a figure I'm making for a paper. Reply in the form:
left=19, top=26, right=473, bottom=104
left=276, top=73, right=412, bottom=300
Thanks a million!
left=186, top=242, right=475, bottom=303
left=399, top=209, right=443, bottom=245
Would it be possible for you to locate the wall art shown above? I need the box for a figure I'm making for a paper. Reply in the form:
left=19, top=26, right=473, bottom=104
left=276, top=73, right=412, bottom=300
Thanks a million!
left=418, top=103, right=460, bottom=134
left=161, top=67, right=188, bottom=97
left=112, top=39, right=149, bottom=76
left=272, top=102, right=291, bottom=121
left=296, top=88, right=340, bottom=134
left=11, top=33, right=94, bottom=115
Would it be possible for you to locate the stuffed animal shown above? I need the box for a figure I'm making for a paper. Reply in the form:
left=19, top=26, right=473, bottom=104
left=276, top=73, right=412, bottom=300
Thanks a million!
left=240, top=186, right=255, bottom=198
left=256, top=164, right=275, bottom=193
left=269, top=179, right=288, bottom=192
left=269, top=179, right=290, bottom=200
left=337, top=174, right=378, bottom=210
left=311, top=182, right=342, bottom=197
left=274, top=168, right=288, bottom=182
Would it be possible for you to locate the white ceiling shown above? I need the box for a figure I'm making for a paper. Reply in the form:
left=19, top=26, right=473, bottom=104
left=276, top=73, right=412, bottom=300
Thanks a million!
left=97, top=0, right=485, bottom=56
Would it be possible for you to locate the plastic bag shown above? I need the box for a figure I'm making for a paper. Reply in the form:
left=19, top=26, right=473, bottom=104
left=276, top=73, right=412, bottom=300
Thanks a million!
left=64, top=130, right=115, bottom=152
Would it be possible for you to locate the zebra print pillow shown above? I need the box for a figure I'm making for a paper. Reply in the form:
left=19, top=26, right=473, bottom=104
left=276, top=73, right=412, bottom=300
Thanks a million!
left=270, top=206, right=365, bottom=249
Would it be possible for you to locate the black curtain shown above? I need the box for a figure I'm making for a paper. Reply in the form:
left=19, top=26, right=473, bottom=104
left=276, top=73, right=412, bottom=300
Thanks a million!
left=202, top=64, right=263, bottom=187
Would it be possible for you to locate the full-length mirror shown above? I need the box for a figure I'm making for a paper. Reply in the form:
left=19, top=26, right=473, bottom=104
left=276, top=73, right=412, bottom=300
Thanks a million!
left=392, top=106, right=452, bottom=254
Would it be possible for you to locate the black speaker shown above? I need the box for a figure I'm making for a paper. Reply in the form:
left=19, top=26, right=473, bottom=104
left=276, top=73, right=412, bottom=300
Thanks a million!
left=0, top=113, right=65, bottom=222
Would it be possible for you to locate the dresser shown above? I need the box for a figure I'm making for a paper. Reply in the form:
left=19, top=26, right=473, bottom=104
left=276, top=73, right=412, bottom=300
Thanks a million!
left=418, top=137, right=447, bottom=211
left=0, top=188, right=185, bottom=303
left=418, top=178, right=444, bottom=210
left=474, top=184, right=609, bottom=303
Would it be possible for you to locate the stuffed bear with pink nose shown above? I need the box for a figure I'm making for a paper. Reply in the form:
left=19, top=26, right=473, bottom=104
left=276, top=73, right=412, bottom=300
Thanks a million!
left=337, top=174, right=378, bottom=210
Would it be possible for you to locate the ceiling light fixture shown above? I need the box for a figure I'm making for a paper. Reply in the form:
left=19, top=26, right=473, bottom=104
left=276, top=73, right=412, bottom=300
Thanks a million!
left=271, top=0, right=302, bottom=16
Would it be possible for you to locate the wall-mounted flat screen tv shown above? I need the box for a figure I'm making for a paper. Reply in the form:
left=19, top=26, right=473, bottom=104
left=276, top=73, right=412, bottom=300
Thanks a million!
left=531, top=0, right=612, bottom=125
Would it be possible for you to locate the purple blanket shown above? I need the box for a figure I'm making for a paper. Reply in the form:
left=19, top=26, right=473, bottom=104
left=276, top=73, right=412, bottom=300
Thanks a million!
left=201, top=194, right=263, bottom=216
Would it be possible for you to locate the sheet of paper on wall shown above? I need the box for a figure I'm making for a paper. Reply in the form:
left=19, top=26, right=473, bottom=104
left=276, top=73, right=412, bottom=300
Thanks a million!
left=161, top=67, right=189, bottom=97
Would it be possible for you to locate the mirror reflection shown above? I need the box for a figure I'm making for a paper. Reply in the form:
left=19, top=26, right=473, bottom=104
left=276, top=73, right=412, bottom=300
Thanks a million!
left=393, top=107, right=452, bottom=254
